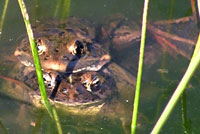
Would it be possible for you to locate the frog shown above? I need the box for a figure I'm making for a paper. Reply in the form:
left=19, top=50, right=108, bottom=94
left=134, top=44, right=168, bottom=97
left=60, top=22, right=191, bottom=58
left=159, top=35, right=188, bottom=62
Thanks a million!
left=14, top=17, right=110, bottom=73
left=11, top=15, right=140, bottom=113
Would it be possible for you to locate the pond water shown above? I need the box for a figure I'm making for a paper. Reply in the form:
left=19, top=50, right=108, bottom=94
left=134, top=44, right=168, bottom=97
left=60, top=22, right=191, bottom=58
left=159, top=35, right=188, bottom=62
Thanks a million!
left=0, top=0, right=199, bottom=134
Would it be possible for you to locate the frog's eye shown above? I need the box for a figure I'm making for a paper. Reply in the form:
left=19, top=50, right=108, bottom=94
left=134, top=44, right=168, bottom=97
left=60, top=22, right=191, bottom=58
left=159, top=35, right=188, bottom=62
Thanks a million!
left=82, top=75, right=101, bottom=92
left=36, top=39, right=47, bottom=55
left=82, top=79, right=90, bottom=88
left=90, top=76, right=101, bottom=91
left=81, top=78, right=92, bottom=92
left=69, top=40, right=85, bottom=56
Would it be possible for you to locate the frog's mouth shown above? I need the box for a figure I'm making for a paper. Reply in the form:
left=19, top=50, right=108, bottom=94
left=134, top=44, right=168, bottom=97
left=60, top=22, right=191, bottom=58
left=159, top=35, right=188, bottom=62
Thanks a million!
left=41, top=54, right=111, bottom=73
left=68, top=54, right=110, bottom=73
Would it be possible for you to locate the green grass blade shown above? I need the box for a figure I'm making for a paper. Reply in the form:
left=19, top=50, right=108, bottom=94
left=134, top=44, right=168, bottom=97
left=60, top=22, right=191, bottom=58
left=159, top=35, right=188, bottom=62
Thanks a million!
left=17, top=0, right=53, bottom=118
left=151, top=34, right=200, bottom=134
left=131, top=0, right=149, bottom=133
left=54, top=0, right=71, bottom=20
left=0, top=0, right=9, bottom=38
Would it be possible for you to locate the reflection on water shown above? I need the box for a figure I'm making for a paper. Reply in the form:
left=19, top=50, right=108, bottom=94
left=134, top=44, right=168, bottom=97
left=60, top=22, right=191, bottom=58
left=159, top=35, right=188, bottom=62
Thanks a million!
left=0, top=0, right=198, bottom=134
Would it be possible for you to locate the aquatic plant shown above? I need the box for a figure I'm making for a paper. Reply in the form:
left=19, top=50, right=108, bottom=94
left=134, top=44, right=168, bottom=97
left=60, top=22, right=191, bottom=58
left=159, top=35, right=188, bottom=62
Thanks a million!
left=131, top=0, right=149, bottom=133
left=54, top=0, right=71, bottom=20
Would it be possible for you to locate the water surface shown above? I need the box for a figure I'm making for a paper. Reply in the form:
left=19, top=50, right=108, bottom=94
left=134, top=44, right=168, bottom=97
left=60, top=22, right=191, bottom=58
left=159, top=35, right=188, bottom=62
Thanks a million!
left=0, top=0, right=198, bottom=134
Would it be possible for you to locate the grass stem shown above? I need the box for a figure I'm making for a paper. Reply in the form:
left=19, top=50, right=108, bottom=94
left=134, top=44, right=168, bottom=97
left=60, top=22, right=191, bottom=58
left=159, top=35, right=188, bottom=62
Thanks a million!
left=131, top=0, right=149, bottom=133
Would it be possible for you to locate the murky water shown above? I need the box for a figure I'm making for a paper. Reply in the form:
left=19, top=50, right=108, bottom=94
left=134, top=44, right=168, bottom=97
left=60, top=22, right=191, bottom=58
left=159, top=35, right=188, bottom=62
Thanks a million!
left=0, top=0, right=199, bottom=134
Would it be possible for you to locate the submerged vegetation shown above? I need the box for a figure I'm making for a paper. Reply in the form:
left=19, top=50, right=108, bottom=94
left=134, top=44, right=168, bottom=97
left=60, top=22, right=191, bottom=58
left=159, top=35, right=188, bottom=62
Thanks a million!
left=54, top=0, right=71, bottom=21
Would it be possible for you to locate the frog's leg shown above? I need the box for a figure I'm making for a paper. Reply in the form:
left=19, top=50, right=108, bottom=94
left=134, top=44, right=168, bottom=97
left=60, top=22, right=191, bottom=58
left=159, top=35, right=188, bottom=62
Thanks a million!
left=147, top=16, right=197, bottom=59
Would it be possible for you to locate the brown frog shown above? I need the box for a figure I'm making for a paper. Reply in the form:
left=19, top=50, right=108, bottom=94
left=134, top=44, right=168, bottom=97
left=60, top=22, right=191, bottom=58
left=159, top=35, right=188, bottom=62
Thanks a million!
left=11, top=15, right=139, bottom=112
left=14, top=17, right=110, bottom=73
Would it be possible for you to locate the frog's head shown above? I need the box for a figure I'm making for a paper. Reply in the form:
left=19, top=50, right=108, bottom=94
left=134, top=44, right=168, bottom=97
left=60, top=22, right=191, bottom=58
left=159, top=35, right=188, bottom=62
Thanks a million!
left=54, top=72, right=112, bottom=104
left=15, top=18, right=110, bottom=73
left=14, top=35, right=110, bottom=73
left=55, top=80, right=100, bottom=104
